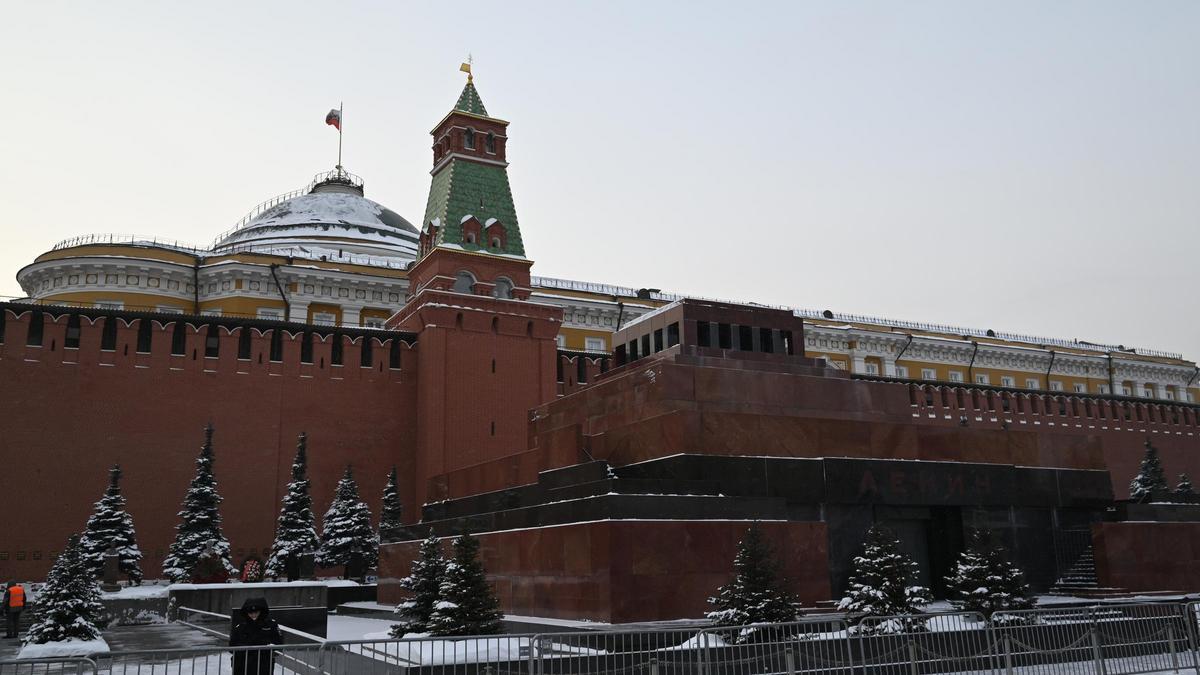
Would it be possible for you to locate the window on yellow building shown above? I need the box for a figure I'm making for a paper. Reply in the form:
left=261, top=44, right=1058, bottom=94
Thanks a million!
left=921, top=368, right=937, bottom=380
left=1026, top=378, right=1040, bottom=389
left=1050, top=381, right=1064, bottom=391
left=1001, top=376, right=1015, bottom=387
left=949, top=371, right=964, bottom=383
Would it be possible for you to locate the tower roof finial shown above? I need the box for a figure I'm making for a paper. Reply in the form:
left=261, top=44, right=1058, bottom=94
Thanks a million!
left=453, top=57, right=488, bottom=117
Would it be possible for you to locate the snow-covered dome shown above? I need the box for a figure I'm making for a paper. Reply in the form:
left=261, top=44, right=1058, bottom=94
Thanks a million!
left=212, top=170, right=420, bottom=264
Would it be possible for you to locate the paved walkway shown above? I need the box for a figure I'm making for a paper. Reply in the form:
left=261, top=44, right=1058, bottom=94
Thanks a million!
left=0, top=623, right=225, bottom=661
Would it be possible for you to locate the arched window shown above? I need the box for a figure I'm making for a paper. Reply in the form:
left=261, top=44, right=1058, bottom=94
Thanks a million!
left=491, top=237, right=501, bottom=249
left=452, top=270, right=476, bottom=293
left=465, top=231, right=476, bottom=244
left=464, top=128, right=476, bottom=149
left=486, top=132, right=496, bottom=154
left=492, top=277, right=514, bottom=299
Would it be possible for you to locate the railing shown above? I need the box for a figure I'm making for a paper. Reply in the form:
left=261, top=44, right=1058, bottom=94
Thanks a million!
left=49, top=233, right=210, bottom=254
left=5, top=602, right=1200, bottom=675
left=0, top=658, right=96, bottom=675
left=46, top=234, right=412, bottom=270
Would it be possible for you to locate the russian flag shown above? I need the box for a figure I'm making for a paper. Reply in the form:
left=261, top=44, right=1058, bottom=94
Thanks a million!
left=325, top=108, right=341, bottom=131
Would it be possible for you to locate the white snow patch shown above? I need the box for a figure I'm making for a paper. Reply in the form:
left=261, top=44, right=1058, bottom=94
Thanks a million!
left=102, top=584, right=170, bottom=599
left=325, top=615, right=401, bottom=641
left=17, top=637, right=111, bottom=659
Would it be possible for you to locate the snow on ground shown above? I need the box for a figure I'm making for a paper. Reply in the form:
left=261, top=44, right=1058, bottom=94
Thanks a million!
left=167, top=579, right=359, bottom=590
left=339, top=600, right=397, bottom=612
left=17, top=637, right=110, bottom=658
left=325, top=615, right=399, bottom=641
left=102, top=584, right=170, bottom=599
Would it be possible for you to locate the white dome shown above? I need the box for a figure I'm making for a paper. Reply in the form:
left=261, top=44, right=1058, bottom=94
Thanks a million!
left=212, top=172, right=419, bottom=263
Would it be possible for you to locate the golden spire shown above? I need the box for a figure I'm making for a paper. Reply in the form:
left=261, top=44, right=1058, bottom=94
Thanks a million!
left=459, top=54, right=473, bottom=83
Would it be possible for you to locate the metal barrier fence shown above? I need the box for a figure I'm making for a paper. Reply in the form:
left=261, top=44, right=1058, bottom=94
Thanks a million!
left=3, top=602, right=1200, bottom=675
left=0, top=658, right=95, bottom=675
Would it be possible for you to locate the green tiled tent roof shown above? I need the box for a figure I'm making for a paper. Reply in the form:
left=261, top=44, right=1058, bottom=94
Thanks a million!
left=454, top=82, right=488, bottom=117
left=423, top=159, right=525, bottom=257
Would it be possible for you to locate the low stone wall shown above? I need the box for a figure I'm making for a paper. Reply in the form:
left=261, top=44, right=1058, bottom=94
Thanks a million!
left=1093, top=521, right=1200, bottom=591
left=380, top=520, right=830, bottom=623
left=102, top=596, right=170, bottom=626
left=169, top=582, right=328, bottom=616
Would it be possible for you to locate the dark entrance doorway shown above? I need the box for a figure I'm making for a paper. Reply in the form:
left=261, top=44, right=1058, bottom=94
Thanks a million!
left=880, top=506, right=965, bottom=598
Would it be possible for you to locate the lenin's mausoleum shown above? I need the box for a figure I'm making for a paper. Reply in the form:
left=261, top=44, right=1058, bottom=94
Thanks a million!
left=3, top=73, right=1200, bottom=623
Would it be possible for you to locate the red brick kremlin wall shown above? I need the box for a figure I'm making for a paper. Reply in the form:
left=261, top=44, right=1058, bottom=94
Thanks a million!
left=0, top=308, right=419, bottom=581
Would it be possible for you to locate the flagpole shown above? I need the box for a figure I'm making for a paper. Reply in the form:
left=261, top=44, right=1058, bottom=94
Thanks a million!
left=337, top=101, right=344, bottom=172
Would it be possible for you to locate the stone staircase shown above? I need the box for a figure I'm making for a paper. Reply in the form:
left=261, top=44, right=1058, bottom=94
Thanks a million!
left=1048, top=543, right=1138, bottom=598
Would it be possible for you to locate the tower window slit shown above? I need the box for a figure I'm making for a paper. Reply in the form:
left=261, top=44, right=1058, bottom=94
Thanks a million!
left=204, top=327, right=219, bottom=358
left=65, top=314, right=82, bottom=349
left=301, top=332, right=313, bottom=364
left=101, top=317, right=118, bottom=351
left=331, top=334, right=343, bottom=365
left=26, top=310, right=44, bottom=346
left=136, top=319, right=152, bottom=353
left=269, top=329, right=283, bottom=362
left=239, top=329, right=253, bottom=360
left=171, top=323, right=186, bottom=355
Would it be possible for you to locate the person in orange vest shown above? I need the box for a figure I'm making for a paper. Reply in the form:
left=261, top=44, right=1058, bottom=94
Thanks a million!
left=3, top=581, right=26, bottom=639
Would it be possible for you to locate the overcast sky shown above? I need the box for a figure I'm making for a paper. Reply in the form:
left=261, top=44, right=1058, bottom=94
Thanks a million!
left=1, top=1, right=1196, bottom=355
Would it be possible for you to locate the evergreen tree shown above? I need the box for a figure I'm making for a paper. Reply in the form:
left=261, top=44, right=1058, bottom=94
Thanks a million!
left=79, top=464, right=143, bottom=584
left=706, top=524, right=799, bottom=632
left=24, top=535, right=105, bottom=645
left=379, top=466, right=405, bottom=544
left=162, top=426, right=235, bottom=582
left=1175, top=473, right=1196, bottom=503
left=944, top=530, right=1033, bottom=622
left=1129, top=439, right=1169, bottom=503
left=837, top=525, right=931, bottom=630
left=428, top=533, right=504, bottom=637
left=317, top=465, right=378, bottom=577
left=390, top=534, right=448, bottom=637
left=266, top=433, right=320, bottom=579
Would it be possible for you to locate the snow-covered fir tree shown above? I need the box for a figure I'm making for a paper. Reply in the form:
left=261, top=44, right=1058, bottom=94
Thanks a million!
left=317, top=465, right=378, bottom=577
left=1174, top=473, right=1196, bottom=503
left=266, top=433, right=320, bottom=579
left=390, top=533, right=448, bottom=637
left=1129, top=439, right=1169, bottom=503
left=379, top=466, right=404, bottom=544
left=162, top=426, right=235, bottom=582
left=706, top=524, right=799, bottom=631
left=24, top=535, right=105, bottom=645
left=427, top=533, right=503, bottom=637
left=79, top=464, right=143, bottom=584
left=944, top=530, right=1033, bottom=621
left=838, top=525, right=931, bottom=629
